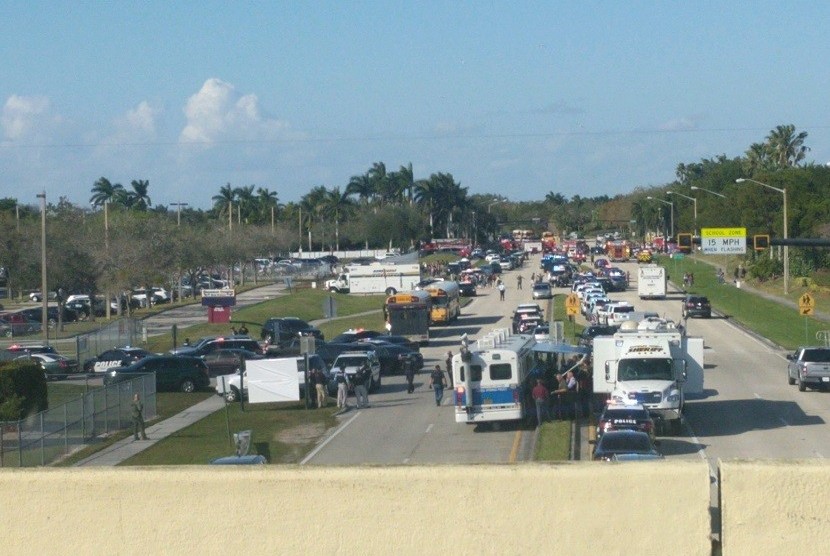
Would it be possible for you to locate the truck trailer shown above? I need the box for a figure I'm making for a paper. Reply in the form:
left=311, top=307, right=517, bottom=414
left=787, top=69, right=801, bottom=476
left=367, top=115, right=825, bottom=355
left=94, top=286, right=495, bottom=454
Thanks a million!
left=325, top=263, right=421, bottom=295
left=637, top=264, right=667, bottom=299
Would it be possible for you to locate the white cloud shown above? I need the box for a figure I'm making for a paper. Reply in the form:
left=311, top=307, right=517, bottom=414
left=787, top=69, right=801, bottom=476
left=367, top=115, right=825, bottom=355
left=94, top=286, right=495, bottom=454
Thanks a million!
left=179, top=78, right=289, bottom=144
left=1, top=94, right=54, bottom=141
left=658, top=117, right=698, bottom=132
left=125, top=101, right=158, bottom=135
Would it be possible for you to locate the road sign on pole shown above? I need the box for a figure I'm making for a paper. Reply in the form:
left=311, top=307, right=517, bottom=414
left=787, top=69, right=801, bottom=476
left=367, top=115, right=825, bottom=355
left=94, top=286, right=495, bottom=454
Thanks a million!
left=565, top=293, right=579, bottom=316
left=700, top=227, right=747, bottom=255
left=799, top=293, right=815, bottom=316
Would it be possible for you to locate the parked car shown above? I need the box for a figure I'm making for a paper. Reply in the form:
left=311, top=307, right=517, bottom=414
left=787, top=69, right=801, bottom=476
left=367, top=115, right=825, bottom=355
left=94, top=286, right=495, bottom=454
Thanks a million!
left=590, top=430, right=663, bottom=461
left=83, top=347, right=156, bottom=373
left=458, top=281, right=477, bottom=297
left=17, top=306, right=79, bottom=325
left=577, top=325, right=618, bottom=347
left=329, top=329, right=384, bottom=343
left=17, top=353, right=79, bottom=380
left=5, top=343, right=59, bottom=357
left=369, top=343, right=424, bottom=375
left=330, top=351, right=381, bottom=392
left=170, top=335, right=262, bottom=357
left=202, top=348, right=264, bottom=378
left=682, top=295, right=711, bottom=319
left=315, top=341, right=378, bottom=368
left=596, top=403, right=655, bottom=440
left=0, top=315, right=41, bottom=337
left=531, top=282, right=553, bottom=300
left=359, top=335, right=421, bottom=352
left=787, top=347, right=830, bottom=392
left=260, top=317, right=324, bottom=347
left=104, top=355, right=210, bottom=393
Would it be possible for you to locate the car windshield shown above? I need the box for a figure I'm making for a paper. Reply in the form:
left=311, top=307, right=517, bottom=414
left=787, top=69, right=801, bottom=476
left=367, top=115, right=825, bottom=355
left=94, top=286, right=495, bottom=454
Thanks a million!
left=337, top=357, right=367, bottom=368
left=618, top=358, right=673, bottom=381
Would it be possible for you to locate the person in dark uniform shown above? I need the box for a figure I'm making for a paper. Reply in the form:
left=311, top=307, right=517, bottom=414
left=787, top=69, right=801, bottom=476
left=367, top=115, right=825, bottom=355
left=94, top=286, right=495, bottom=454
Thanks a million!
left=132, top=393, right=148, bottom=441
left=429, top=364, right=446, bottom=406
left=445, top=351, right=454, bottom=388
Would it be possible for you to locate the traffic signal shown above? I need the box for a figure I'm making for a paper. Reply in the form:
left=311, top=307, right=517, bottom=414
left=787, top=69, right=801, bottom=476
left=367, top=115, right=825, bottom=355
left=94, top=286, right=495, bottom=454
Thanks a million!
left=677, top=233, right=693, bottom=253
left=753, top=235, right=770, bottom=250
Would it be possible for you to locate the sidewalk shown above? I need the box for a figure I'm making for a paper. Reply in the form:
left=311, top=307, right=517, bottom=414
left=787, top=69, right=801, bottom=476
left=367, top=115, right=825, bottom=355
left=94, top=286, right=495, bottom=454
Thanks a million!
left=74, top=284, right=382, bottom=467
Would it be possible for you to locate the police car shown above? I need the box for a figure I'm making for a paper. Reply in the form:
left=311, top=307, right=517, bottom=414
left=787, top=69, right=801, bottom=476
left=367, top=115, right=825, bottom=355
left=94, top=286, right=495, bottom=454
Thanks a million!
left=83, top=347, right=155, bottom=373
left=595, top=402, right=655, bottom=440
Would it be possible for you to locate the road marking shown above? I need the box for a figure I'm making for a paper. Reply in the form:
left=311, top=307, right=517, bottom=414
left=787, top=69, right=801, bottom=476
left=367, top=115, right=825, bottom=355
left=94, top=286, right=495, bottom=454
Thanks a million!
left=299, top=411, right=361, bottom=465
left=425, top=424, right=434, bottom=434
left=508, top=430, right=522, bottom=463
left=686, top=421, right=718, bottom=487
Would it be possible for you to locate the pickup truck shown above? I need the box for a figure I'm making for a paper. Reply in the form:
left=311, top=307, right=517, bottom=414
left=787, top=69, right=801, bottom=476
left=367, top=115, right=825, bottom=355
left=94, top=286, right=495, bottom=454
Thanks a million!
left=787, top=347, right=830, bottom=392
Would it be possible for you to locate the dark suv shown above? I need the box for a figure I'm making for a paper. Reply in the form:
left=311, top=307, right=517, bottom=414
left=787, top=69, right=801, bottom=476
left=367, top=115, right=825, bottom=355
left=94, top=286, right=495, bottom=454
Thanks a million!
left=682, top=295, right=711, bottom=319
left=104, top=355, right=210, bottom=392
left=260, top=317, right=324, bottom=347
left=577, top=324, right=618, bottom=347
left=170, top=335, right=262, bottom=357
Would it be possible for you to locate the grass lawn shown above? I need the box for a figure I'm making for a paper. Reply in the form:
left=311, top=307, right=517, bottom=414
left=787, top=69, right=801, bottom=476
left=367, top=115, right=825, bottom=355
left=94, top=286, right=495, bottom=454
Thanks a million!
left=121, top=400, right=341, bottom=465
left=535, top=420, right=572, bottom=460
left=53, top=391, right=214, bottom=467
left=657, top=255, right=828, bottom=349
left=143, top=286, right=387, bottom=353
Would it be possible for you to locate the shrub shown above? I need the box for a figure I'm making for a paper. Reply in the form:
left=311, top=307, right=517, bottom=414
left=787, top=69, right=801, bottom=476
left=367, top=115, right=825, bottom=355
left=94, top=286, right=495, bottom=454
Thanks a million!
left=0, top=360, right=48, bottom=421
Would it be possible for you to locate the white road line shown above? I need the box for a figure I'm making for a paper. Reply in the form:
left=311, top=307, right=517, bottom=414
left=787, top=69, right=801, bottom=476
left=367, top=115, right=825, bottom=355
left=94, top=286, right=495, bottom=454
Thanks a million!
left=299, top=411, right=361, bottom=465
left=686, top=421, right=719, bottom=486
left=425, top=424, right=434, bottom=434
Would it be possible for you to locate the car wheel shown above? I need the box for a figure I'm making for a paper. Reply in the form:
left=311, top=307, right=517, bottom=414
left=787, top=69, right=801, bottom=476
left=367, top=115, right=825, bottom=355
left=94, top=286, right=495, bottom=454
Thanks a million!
left=385, top=287, right=397, bottom=296
left=788, top=373, right=796, bottom=386
left=180, top=378, right=196, bottom=393
left=798, top=377, right=807, bottom=392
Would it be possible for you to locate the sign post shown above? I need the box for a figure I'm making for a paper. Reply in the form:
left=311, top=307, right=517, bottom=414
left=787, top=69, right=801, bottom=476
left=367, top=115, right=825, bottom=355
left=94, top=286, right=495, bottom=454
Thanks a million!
left=799, top=293, right=815, bottom=344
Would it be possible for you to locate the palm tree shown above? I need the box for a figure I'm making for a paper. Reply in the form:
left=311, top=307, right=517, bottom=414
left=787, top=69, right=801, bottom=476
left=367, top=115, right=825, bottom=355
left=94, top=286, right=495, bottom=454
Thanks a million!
left=90, top=177, right=125, bottom=208
left=414, top=177, right=440, bottom=236
left=212, top=183, right=236, bottom=228
left=300, top=186, right=328, bottom=250
left=346, top=173, right=374, bottom=205
left=766, top=124, right=809, bottom=168
left=320, top=187, right=354, bottom=251
left=125, top=179, right=152, bottom=210
left=397, top=162, right=415, bottom=204
left=544, top=191, right=567, bottom=206
left=256, top=187, right=280, bottom=226
left=368, top=162, right=389, bottom=205
left=234, top=185, right=256, bottom=224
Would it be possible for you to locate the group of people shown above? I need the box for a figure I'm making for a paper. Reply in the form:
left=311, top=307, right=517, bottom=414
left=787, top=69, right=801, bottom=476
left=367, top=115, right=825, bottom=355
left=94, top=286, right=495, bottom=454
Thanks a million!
left=530, top=359, right=593, bottom=426
left=325, top=362, right=373, bottom=410
left=230, top=323, right=249, bottom=335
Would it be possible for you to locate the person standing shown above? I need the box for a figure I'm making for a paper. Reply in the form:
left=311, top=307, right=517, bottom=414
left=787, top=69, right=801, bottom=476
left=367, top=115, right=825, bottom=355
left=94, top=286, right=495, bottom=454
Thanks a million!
left=312, top=367, right=327, bottom=408
left=404, top=357, right=416, bottom=394
left=353, top=362, right=370, bottom=409
left=532, top=379, right=549, bottom=426
left=516, top=275, right=523, bottom=290
left=429, top=364, right=446, bottom=406
left=334, top=365, right=350, bottom=409
left=445, top=351, right=454, bottom=388
left=498, top=280, right=506, bottom=301
left=132, top=393, right=147, bottom=441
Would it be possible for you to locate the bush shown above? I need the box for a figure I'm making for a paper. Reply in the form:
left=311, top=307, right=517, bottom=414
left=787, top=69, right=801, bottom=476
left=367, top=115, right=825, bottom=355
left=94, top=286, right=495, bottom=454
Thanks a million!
left=0, top=360, right=48, bottom=421
left=749, top=257, right=782, bottom=282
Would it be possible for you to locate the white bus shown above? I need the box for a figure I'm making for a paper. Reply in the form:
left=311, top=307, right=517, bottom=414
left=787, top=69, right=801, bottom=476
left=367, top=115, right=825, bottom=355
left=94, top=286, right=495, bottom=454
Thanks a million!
left=452, top=329, right=538, bottom=423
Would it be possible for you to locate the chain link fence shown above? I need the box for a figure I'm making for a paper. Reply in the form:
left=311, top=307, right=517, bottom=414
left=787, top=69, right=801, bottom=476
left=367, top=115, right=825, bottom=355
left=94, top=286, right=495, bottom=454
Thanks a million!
left=0, top=373, right=156, bottom=467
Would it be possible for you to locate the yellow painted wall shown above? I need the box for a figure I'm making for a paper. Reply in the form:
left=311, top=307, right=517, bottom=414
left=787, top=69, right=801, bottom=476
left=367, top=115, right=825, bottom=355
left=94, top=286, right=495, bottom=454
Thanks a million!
left=0, top=462, right=711, bottom=556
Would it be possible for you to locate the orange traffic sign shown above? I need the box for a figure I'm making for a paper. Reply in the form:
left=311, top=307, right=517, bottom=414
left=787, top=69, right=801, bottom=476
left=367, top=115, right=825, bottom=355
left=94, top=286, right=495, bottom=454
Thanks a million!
left=565, top=293, right=580, bottom=309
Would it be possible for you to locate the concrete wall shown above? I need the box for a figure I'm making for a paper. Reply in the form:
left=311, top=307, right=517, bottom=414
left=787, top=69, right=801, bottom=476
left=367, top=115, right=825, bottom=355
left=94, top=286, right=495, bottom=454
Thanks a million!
left=0, top=462, right=711, bottom=556
left=720, top=459, right=830, bottom=555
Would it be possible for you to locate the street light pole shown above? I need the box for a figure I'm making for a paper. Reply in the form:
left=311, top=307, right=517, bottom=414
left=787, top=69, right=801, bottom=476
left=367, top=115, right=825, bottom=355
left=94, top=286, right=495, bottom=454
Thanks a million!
left=667, top=191, right=698, bottom=236
left=37, top=192, right=47, bottom=342
left=736, top=178, right=788, bottom=295
left=170, top=202, right=189, bottom=226
left=690, top=185, right=726, bottom=199
left=647, top=196, right=674, bottom=248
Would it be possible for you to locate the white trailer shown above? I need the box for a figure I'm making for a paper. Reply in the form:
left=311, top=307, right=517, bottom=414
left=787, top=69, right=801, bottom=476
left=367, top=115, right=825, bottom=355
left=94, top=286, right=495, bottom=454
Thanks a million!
left=325, top=263, right=421, bottom=295
left=637, top=264, right=667, bottom=299
left=591, top=320, right=703, bottom=434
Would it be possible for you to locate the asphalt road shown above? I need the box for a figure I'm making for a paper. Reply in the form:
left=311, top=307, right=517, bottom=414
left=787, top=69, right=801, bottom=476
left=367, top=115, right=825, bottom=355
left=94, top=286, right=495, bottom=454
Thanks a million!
left=302, top=261, right=544, bottom=466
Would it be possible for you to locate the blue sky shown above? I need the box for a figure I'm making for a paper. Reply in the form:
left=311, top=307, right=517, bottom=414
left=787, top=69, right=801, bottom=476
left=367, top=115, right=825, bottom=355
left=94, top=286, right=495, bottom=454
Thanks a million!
left=3, top=1, right=830, bottom=210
